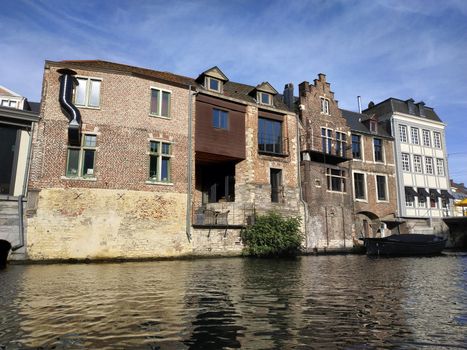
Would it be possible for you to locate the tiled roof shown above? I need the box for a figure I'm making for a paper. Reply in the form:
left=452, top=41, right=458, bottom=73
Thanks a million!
left=51, top=60, right=292, bottom=112
left=363, top=98, right=442, bottom=123
left=340, top=108, right=392, bottom=138
left=53, top=60, right=197, bottom=87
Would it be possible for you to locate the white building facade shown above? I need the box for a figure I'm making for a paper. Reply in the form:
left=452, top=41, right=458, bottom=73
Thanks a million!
left=364, top=98, right=453, bottom=233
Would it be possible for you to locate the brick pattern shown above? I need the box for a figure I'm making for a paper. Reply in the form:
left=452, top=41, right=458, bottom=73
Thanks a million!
left=299, top=74, right=353, bottom=250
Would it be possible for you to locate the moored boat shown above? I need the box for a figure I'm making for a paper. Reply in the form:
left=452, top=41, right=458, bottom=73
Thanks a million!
left=361, top=234, right=447, bottom=256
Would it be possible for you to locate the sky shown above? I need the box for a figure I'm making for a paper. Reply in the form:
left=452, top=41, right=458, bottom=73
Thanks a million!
left=1, top=0, right=467, bottom=184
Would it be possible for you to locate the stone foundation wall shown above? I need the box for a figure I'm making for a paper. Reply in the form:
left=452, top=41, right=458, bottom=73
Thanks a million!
left=26, top=188, right=191, bottom=260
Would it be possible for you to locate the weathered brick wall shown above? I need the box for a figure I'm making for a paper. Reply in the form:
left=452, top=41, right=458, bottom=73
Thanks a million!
left=352, top=134, right=397, bottom=220
left=27, top=188, right=190, bottom=260
left=298, top=74, right=353, bottom=250
left=235, top=105, right=301, bottom=216
left=26, top=63, right=196, bottom=260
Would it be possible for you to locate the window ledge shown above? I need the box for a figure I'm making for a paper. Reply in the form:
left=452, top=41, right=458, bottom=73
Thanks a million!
left=149, top=114, right=171, bottom=120
left=145, top=180, right=174, bottom=186
left=61, top=176, right=97, bottom=181
left=376, top=200, right=390, bottom=203
left=355, top=198, right=368, bottom=203
left=326, top=190, right=347, bottom=194
left=77, top=105, right=101, bottom=110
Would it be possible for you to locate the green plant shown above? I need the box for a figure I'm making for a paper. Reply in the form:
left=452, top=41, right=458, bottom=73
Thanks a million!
left=241, top=211, right=303, bottom=257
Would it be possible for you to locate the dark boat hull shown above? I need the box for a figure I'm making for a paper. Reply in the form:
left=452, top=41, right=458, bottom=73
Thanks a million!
left=362, top=234, right=447, bottom=256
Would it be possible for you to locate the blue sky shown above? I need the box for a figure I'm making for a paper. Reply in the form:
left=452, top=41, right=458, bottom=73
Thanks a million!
left=1, top=0, right=467, bottom=183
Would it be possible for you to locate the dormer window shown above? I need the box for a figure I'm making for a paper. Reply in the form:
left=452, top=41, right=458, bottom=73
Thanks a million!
left=206, top=77, right=221, bottom=92
left=369, top=120, right=377, bottom=133
left=258, top=92, right=272, bottom=106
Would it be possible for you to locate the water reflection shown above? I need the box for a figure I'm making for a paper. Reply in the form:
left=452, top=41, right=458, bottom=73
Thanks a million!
left=0, top=255, right=465, bottom=349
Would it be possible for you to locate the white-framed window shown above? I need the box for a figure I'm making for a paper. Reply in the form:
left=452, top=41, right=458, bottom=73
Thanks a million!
left=433, top=132, right=442, bottom=148
left=150, top=87, right=171, bottom=118
left=66, top=134, right=97, bottom=178
left=326, top=167, right=346, bottom=192
left=373, top=138, right=384, bottom=162
left=149, top=140, right=172, bottom=182
left=376, top=175, right=388, bottom=201
left=413, top=155, right=423, bottom=173
left=369, top=120, right=377, bottom=133
left=410, top=127, right=420, bottom=145
left=418, top=194, right=427, bottom=208
left=401, top=153, right=410, bottom=171
left=75, top=77, right=101, bottom=108
left=436, top=158, right=445, bottom=176
left=205, top=76, right=222, bottom=92
left=321, top=128, right=332, bottom=154
left=320, top=97, right=330, bottom=115
left=336, top=132, right=347, bottom=157
left=399, top=124, right=408, bottom=143
left=353, top=172, right=366, bottom=200
left=425, top=156, right=434, bottom=174
left=257, top=92, right=272, bottom=106
left=406, top=192, right=414, bottom=207
left=422, top=129, right=431, bottom=147
left=1, top=99, right=18, bottom=108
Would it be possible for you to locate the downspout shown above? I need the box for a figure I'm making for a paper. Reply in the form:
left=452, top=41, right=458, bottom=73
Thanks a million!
left=296, top=112, right=309, bottom=251
left=57, top=68, right=82, bottom=146
left=22, top=122, right=35, bottom=196
left=186, top=85, right=196, bottom=241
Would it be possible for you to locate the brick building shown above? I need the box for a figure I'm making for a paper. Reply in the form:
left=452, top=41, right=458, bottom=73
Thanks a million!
left=341, top=109, right=398, bottom=238
left=26, top=60, right=195, bottom=260
left=298, top=74, right=353, bottom=251
left=23, top=60, right=303, bottom=261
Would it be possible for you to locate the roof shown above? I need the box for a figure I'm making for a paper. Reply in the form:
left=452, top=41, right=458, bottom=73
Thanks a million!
left=0, top=85, right=21, bottom=97
left=26, top=101, right=41, bottom=113
left=363, top=97, right=442, bottom=123
left=51, top=60, right=197, bottom=88
left=51, top=60, right=291, bottom=112
left=340, top=108, right=392, bottom=138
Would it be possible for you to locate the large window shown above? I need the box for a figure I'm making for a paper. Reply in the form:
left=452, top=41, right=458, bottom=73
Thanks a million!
left=212, top=108, right=228, bottom=129
left=425, top=156, right=434, bottom=175
left=376, top=175, right=387, bottom=201
left=351, top=134, right=362, bottom=159
left=150, top=88, right=171, bottom=118
left=320, top=97, right=330, bottom=115
left=354, top=172, right=365, bottom=200
left=336, top=132, right=347, bottom=157
left=373, top=138, right=383, bottom=162
left=326, top=168, right=346, bottom=192
left=66, top=134, right=97, bottom=178
left=410, top=127, right=420, bottom=145
left=75, top=77, right=101, bottom=108
left=436, top=158, right=445, bottom=176
left=399, top=125, right=408, bottom=143
left=401, top=153, right=410, bottom=171
left=321, top=128, right=332, bottom=154
left=413, top=155, right=423, bottom=173
left=433, top=132, right=442, bottom=148
left=149, top=141, right=172, bottom=182
left=422, top=129, right=431, bottom=147
left=258, top=117, right=282, bottom=154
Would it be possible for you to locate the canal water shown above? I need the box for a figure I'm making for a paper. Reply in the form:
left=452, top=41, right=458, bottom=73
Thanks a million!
left=1, top=255, right=466, bottom=349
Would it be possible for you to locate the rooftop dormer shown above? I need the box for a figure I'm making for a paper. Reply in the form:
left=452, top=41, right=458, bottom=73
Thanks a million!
left=196, top=66, right=229, bottom=93
left=250, top=82, right=278, bottom=107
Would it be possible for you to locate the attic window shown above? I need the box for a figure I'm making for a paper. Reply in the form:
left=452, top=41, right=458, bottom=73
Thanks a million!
left=258, top=92, right=272, bottom=106
left=206, top=77, right=221, bottom=92
left=369, top=121, right=377, bottom=133
left=320, top=97, right=330, bottom=115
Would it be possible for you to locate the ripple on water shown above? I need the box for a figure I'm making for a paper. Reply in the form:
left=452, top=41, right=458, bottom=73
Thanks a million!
left=0, top=255, right=466, bottom=349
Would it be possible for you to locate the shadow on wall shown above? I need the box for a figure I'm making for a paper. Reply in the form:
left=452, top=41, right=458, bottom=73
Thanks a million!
left=0, top=239, right=12, bottom=269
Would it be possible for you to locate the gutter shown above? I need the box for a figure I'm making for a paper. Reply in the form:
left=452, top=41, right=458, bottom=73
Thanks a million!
left=11, top=195, right=24, bottom=251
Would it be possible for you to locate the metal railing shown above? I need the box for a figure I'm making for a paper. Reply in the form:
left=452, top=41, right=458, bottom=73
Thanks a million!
left=193, top=202, right=256, bottom=227
left=258, top=136, right=289, bottom=156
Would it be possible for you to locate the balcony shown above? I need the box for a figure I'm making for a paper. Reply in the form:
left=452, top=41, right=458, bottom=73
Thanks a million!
left=258, top=136, right=289, bottom=157
left=300, top=136, right=349, bottom=165
left=193, top=203, right=256, bottom=228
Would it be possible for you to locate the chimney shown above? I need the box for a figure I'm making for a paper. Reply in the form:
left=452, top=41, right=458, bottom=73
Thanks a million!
left=357, top=96, right=362, bottom=113
left=417, top=101, right=425, bottom=116
left=283, top=83, right=294, bottom=110
left=407, top=98, right=416, bottom=115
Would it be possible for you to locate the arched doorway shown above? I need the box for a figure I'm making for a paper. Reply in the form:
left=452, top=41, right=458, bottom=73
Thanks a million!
left=355, top=211, right=380, bottom=238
